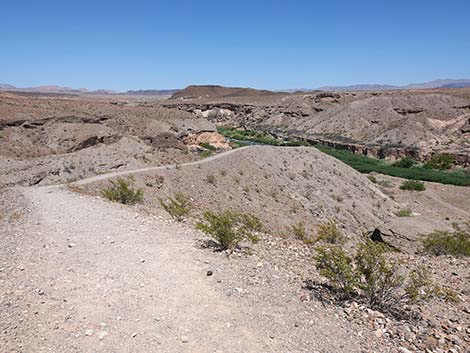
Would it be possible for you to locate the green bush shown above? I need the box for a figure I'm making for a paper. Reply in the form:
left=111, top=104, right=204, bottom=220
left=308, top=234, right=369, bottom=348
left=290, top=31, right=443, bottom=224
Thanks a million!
left=315, top=245, right=357, bottom=296
left=425, top=154, right=454, bottom=170
left=316, top=220, right=345, bottom=244
left=400, top=180, right=425, bottom=191
left=196, top=210, right=262, bottom=250
left=421, top=230, right=470, bottom=256
left=393, top=157, right=416, bottom=168
left=101, top=177, right=143, bottom=204
left=315, top=241, right=450, bottom=311
left=367, top=175, right=378, bottom=184
left=355, top=242, right=403, bottom=309
left=396, top=208, right=412, bottom=217
left=159, top=192, right=191, bottom=221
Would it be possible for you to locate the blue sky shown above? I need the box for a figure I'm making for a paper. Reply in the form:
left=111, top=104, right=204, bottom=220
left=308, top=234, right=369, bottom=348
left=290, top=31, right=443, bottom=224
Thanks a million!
left=2, top=0, right=469, bottom=90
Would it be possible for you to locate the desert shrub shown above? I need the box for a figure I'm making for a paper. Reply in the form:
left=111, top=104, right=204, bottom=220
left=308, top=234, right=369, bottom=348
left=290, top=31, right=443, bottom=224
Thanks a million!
left=101, top=177, right=143, bottom=204
left=291, top=221, right=315, bottom=244
left=421, top=230, right=470, bottom=256
left=315, top=246, right=357, bottom=297
left=355, top=242, right=403, bottom=309
left=315, top=241, right=449, bottom=312
left=200, top=142, right=216, bottom=151
left=196, top=210, right=262, bottom=250
left=367, top=175, right=377, bottom=183
left=393, top=157, right=416, bottom=168
left=400, top=180, right=425, bottom=191
left=396, top=208, right=412, bottom=217
left=159, top=192, right=191, bottom=221
left=425, top=154, right=454, bottom=170
left=316, top=220, right=345, bottom=244
left=405, top=266, right=459, bottom=303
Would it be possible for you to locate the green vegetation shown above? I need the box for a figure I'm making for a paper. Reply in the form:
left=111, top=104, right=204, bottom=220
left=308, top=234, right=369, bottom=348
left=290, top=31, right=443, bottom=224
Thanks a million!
left=101, top=177, right=143, bottom=205
left=196, top=210, right=262, bottom=250
left=316, top=145, right=469, bottom=186
left=217, top=127, right=470, bottom=186
left=396, top=208, right=412, bottom=217
left=424, top=153, right=454, bottom=170
left=315, top=241, right=455, bottom=311
left=421, top=230, right=470, bottom=256
left=200, top=142, right=216, bottom=151
left=400, top=180, right=426, bottom=191
left=217, top=127, right=308, bottom=147
left=316, top=220, right=345, bottom=244
left=200, top=150, right=212, bottom=158
left=291, top=221, right=315, bottom=244
left=392, top=157, right=416, bottom=168
left=159, top=192, right=191, bottom=221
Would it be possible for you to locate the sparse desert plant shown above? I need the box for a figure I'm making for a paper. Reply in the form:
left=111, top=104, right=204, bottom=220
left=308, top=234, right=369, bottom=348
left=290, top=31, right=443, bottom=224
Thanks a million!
left=405, top=266, right=459, bottom=303
left=367, top=175, right=378, bottom=184
left=396, top=208, right=412, bottom=217
left=159, top=192, right=191, bottom=221
left=421, top=230, right=470, bottom=256
left=400, top=180, right=425, bottom=191
left=315, top=245, right=357, bottom=297
left=196, top=210, right=262, bottom=250
left=199, top=142, right=216, bottom=151
left=101, top=177, right=143, bottom=205
left=316, top=220, right=345, bottom=244
left=291, top=221, right=315, bottom=244
left=393, top=157, right=416, bottom=168
left=425, top=153, right=454, bottom=170
left=315, top=240, right=450, bottom=313
left=354, top=241, right=403, bottom=309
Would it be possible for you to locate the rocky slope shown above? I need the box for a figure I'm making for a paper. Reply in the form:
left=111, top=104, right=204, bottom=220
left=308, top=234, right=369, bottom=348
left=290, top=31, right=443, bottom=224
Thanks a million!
left=163, top=88, right=470, bottom=165
left=0, top=92, right=229, bottom=186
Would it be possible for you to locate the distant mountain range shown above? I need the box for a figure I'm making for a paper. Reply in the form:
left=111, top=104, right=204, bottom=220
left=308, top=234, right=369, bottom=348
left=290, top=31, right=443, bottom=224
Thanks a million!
left=317, top=79, right=470, bottom=91
left=0, top=84, right=178, bottom=96
left=1, top=78, right=470, bottom=96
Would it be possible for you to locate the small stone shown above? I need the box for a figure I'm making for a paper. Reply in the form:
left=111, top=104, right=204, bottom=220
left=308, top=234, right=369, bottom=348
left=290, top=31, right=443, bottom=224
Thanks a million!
left=97, top=331, right=108, bottom=340
left=206, top=270, right=213, bottom=276
left=84, top=329, right=94, bottom=336
left=131, top=332, right=137, bottom=338
left=398, top=348, right=412, bottom=353
left=374, top=328, right=383, bottom=338
left=68, top=243, right=76, bottom=248
left=181, top=336, right=189, bottom=343
left=140, top=259, right=145, bottom=263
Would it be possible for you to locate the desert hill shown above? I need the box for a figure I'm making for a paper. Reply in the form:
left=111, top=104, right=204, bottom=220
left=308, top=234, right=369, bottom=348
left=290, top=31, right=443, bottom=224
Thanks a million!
left=82, top=146, right=400, bottom=238
left=0, top=92, right=227, bottom=186
left=170, top=85, right=283, bottom=100
left=166, top=88, right=470, bottom=164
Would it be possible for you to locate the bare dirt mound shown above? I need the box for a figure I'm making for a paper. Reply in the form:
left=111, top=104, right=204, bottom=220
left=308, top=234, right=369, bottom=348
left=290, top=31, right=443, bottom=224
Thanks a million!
left=170, top=85, right=283, bottom=100
left=81, top=145, right=400, bottom=238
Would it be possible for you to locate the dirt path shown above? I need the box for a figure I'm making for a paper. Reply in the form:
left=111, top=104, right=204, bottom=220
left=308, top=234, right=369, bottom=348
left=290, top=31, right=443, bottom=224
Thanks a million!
left=2, top=185, right=282, bottom=352
left=73, top=146, right=251, bottom=186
